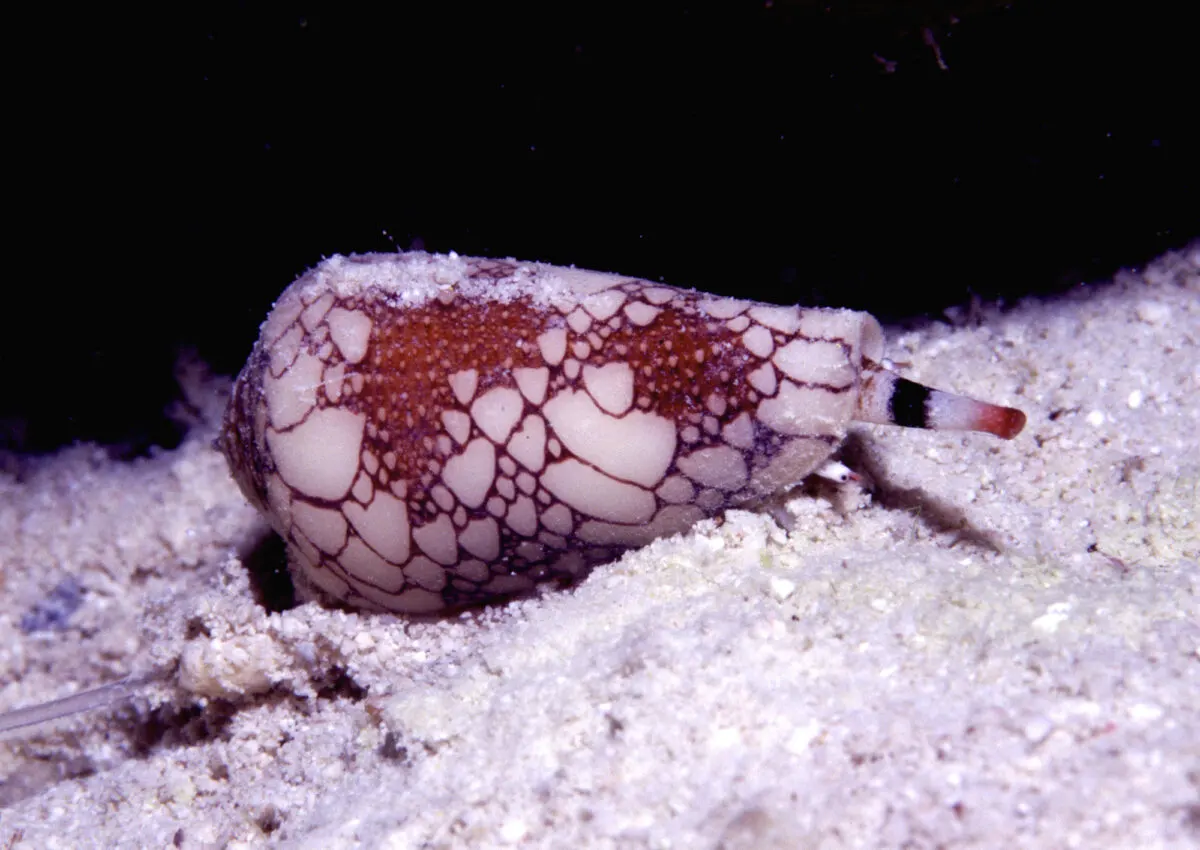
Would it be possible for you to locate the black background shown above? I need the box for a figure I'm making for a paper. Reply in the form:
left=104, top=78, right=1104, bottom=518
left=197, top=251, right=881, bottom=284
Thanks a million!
left=5, top=2, right=1197, bottom=457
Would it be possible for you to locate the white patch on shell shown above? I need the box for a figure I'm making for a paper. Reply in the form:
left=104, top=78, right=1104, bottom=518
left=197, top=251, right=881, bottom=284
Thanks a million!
left=540, top=459, right=656, bottom=524
left=698, top=297, right=751, bottom=319
left=542, top=390, right=675, bottom=488
left=536, top=328, right=568, bottom=366
left=541, top=503, right=573, bottom=535
left=265, top=351, right=322, bottom=430
left=741, top=326, right=774, bottom=359
left=747, top=305, right=800, bottom=333
left=722, top=412, right=756, bottom=449
left=505, top=495, right=538, bottom=537
left=655, top=475, right=696, bottom=504
left=756, top=382, right=848, bottom=437
left=507, top=415, right=547, bottom=473
left=441, top=409, right=472, bottom=444
left=326, top=307, right=373, bottom=364
left=623, top=301, right=661, bottom=327
left=412, top=514, right=459, bottom=565
left=266, top=407, right=365, bottom=500
left=582, top=362, right=635, bottom=416
left=513, top=367, right=550, bottom=405
left=642, top=287, right=678, bottom=305
left=300, top=292, right=335, bottom=331
left=567, top=308, right=592, bottom=335
left=441, top=438, right=496, bottom=509
left=471, top=387, right=524, bottom=443
left=340, top=538, right=406, bottom=593
left=677, top=446, right=749, bottom=491
left=323, top=362, right=346, bottom=403
left=404, top=556, right=448, bottom=591
left=290, top=501, right=348, bottom=554
left=747, top=363, right=777, bottom=396
left=448, top=369, right=479, bottom=405
left=583, top=289, right=627, bottom=320
left=773, top=339, right=854, bottom=387
left=343, top=491, right=411, bottom=563
left=459, top=517, right=501, bottom=561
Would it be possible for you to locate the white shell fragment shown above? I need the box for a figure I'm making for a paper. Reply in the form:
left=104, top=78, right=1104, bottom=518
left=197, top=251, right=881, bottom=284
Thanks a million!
left=221, top=252, right=1026, bottom=613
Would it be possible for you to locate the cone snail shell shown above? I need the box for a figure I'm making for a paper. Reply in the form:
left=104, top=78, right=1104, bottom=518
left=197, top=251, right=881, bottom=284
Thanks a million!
left=221, top=252, right=1025, bottom=613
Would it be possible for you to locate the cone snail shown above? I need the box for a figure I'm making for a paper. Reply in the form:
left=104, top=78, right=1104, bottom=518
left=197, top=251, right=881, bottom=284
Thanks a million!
left=221, top=252, right=1025, bottom=613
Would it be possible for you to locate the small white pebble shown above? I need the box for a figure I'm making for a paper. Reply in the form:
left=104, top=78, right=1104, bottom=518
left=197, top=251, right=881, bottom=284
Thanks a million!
left=168, top=773, right=197, bottom=805
left=769, top=577, right=796, bottom=600
left=279, top=617, right=306, bottom=639
left=499, top=818, right=528, bottom=843
left=1023, top=716, right=1053, bottom=744
left=1086, top=410, right=1105, bottom=428
left=1135, top=300, right=1171, bottom=325
left=1021, top=754, right=1045, bottom=774
left=785, top=720, right=821, bottom=754
left=1126, top=390, right=1143, bottom=409
left=1032, top=602, right=1071, bottom=633
left=711, top=727, right=742, bottom=749
left=1129, top=702, right=1164, bottom=723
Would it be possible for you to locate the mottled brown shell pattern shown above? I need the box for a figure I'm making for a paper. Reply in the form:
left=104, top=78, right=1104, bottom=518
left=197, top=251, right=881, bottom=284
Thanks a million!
left=221, top=252, right=1024, bottom=613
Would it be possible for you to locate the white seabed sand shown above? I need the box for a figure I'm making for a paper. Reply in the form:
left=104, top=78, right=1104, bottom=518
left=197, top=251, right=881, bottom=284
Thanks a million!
left=1, top=245, right=1197, bottom=849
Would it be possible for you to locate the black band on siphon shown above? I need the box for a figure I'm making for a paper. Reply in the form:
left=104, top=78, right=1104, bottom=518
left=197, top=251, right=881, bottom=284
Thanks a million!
left=889, top=377, right=932, bottom=429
